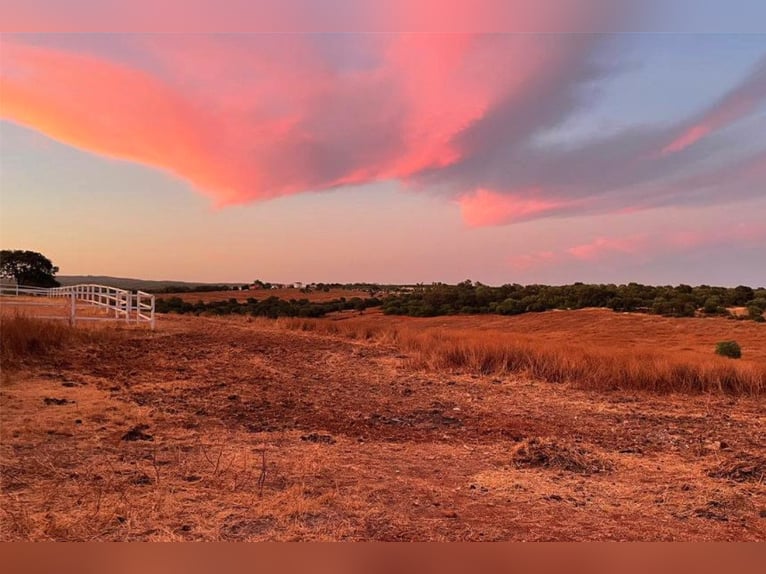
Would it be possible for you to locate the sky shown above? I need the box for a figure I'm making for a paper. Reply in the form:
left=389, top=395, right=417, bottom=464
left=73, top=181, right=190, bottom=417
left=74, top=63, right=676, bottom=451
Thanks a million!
left=1, top=4, right=765, bottom=286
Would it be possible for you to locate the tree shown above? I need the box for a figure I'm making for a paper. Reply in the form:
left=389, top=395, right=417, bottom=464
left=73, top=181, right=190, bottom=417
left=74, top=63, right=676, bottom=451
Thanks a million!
left=0, top=250, right=60, bottom=287
left=746, top=305, right=765, bottom=323
left=730, top=285, right=754, bottom=306
left=703, top=296, right=722, bottom=315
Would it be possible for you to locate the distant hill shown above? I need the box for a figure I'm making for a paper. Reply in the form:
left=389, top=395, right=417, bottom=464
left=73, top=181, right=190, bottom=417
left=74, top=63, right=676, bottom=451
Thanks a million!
left=57, top=275, right=241, bottom=291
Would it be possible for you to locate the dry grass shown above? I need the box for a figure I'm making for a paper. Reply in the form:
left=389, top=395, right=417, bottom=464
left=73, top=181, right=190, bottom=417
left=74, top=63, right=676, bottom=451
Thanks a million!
left=708, top=453, right=766, bottom=484
left=512, top=437, right=614, bottom=475
left=277, top=315, right=766, bottom=395
left=0, top=313, right=123, bottom=373
left=0, top=315, right=85, bottom=369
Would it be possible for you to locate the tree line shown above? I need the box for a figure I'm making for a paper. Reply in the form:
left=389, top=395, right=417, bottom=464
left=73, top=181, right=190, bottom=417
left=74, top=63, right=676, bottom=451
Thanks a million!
left=156, top=282, right=766, bottom=322
left=379, top=281, right=766, bottom=321
left=155, top=296, right=382, bottom=318
left=4, top=250, right=763, bottom=322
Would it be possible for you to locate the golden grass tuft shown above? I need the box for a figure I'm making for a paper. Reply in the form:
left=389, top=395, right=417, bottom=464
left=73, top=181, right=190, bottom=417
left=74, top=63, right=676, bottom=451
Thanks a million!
left=276, top=317, right=766, bottom=396
left=0, top=315, right=88, bottom=369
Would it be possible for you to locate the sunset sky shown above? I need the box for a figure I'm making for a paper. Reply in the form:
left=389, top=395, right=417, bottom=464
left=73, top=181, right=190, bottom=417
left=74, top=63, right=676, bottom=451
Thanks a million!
left=1, top=3, right=765, bottom=285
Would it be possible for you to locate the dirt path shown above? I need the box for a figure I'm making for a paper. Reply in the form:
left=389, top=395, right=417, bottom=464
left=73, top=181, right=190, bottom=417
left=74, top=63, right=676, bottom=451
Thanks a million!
left=1, top=315, right=764, bottom=540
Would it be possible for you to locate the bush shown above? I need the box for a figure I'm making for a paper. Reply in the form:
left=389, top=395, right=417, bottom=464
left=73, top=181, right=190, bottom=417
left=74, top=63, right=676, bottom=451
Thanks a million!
left=746, top=305, right=765, bottom=322
left=703, top=296, right=725, bottom=315
left=716, top=341, right=742, bottom=359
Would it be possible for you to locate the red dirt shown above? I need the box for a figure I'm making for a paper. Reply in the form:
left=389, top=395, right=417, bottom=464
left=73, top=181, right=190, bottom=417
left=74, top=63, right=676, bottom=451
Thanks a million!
left=1, top=313, right=764, bottom=541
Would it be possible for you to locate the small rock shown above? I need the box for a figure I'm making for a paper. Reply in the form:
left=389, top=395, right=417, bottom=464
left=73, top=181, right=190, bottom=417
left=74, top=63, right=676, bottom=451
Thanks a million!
left=121, top=425, right=154, bottom=442
left=132, top=473, right=152, bottom=486
left=300, top=433, right=335, bottom=444
left=43, top=397, right=71, bottom=406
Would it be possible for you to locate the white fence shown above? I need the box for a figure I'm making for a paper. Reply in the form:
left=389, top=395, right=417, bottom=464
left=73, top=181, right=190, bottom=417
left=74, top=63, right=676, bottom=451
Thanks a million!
left=0, top=283, right=155, bottom=329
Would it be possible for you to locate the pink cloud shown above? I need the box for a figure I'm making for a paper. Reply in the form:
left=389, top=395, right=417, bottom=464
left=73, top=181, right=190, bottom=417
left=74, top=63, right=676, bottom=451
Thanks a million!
left=512, top=223, right=766, bottom=271
left=459, top=188, right=572, bottom=227
left=566, top=235, right=649, bottom=261
left=666, top=224, right=766, bottom=251
left=1, top=28, right=763, bottom=227
left=0, top=33, right=567, bottom=206
left=0, top=1, right=628, bottom=34
left=661, top=125, right=712, bottom=155
left=662, top=57, right=766, bottom=155
left=509, top=250, right=558, bottom=271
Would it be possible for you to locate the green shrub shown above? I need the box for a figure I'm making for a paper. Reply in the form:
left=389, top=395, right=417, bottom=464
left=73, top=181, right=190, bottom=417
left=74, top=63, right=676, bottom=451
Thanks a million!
left=715, top=341, right=742, bottom=359
left=746, top=305, right=765, bottom=322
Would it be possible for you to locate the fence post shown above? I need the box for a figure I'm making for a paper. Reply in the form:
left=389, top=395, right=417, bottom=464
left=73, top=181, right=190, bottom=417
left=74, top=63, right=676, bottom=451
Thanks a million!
left=150, top=296, right=156, bottom=330
left=70, top=292, right=76, bottom=326
left=125, top=291, right=131, bottom=323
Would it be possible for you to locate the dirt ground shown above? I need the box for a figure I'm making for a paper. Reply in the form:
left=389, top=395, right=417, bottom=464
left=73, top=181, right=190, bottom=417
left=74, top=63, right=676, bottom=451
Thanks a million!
left=1, top=313, right=764, bottom=541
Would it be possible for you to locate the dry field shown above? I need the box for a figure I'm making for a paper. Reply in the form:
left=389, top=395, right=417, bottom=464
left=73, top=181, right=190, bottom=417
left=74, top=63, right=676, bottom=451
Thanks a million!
left=164, top=288, right=372, bottom=303
left=284, top=310, right=766, bottom=394
left=0, top=309, right=764, bottom=541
